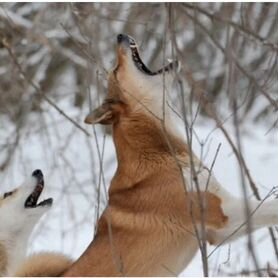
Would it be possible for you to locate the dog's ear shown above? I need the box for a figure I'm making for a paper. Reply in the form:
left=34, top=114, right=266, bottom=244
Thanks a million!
left=85, top=98, right=126, bottom=125
left=84, top=104, right=114, bottom=125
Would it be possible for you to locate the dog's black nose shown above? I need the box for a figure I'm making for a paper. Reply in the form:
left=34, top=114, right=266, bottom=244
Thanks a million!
left=117, top=34, right=136, bottom=47
left=32, top=169, right=43, bottom=179
left=117, top=34, right=124, bottom=43
left=117, top=34, right=130, bottom=44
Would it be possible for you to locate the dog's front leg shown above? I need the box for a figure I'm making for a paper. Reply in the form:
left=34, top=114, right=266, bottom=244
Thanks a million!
left=207, top=197, right=278, bottom=246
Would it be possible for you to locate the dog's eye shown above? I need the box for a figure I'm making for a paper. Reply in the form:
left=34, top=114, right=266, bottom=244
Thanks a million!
left=3, top=191, right=13, bottom=199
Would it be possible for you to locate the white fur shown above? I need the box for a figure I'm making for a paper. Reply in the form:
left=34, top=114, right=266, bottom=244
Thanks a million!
left=206, top=197, right=278, bottom=245
left=118, top=46, right=176, bottom=125
left=0, top=177, right=51, bottom=276
left=183, top=166, right=232, bottom=200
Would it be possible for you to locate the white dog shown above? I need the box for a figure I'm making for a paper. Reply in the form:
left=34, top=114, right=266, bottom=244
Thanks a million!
left=0, top=169, right=72, bottom=276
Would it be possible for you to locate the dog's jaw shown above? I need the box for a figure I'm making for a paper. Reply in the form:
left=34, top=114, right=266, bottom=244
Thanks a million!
left=0, top=193, right=47, bottom=276
left=117, top=34, right=179, bottom=76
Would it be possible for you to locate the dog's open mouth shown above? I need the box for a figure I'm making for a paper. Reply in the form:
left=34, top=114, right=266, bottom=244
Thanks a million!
left=117, top=34, right=179, bottom=76
left=24, top=169, right=53, bottom=208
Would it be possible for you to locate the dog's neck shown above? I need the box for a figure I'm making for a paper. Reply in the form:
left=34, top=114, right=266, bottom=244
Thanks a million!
left=116, top=111, right=186, bottom=154
left=0, top=228, right=31, bottom=276
left=109, top=112, right=188, bottom=193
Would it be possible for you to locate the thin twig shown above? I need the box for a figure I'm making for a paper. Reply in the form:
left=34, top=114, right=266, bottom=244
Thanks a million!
left=182, top=3, right=278, bottom=52
left=3, top=42, right=91, bottom=137
left=182, top=6, right=278, bottom=111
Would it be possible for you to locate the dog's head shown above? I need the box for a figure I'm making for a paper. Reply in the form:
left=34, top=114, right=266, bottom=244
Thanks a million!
left=0, top=169, right=53, bottom=237
left=85, top=34, right=179, bottom=125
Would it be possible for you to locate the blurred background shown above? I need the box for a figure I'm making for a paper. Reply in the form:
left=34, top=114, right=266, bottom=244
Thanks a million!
left=0, top=2, right=277, bottom=276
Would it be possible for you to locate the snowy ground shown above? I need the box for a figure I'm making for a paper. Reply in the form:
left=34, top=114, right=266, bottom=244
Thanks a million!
left=0, top=95, right=277, bottom=276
